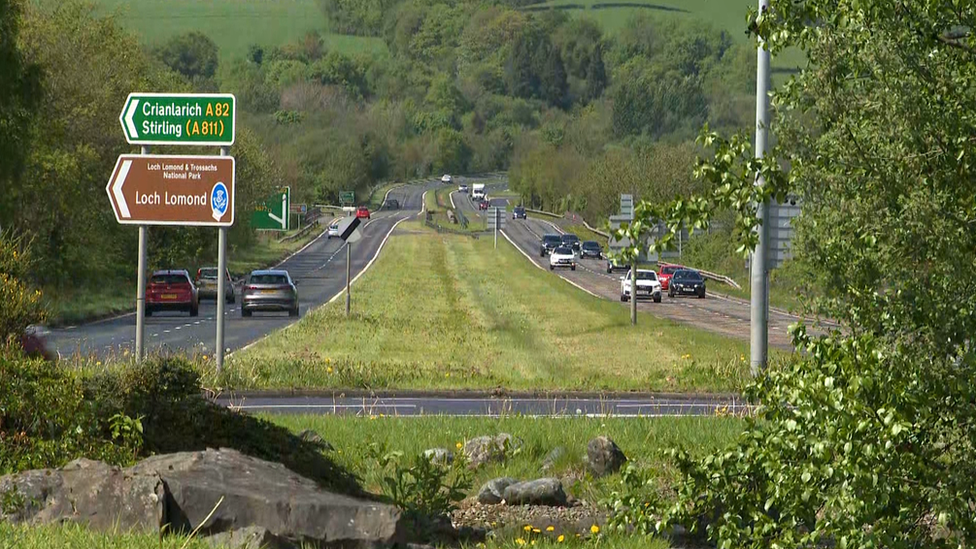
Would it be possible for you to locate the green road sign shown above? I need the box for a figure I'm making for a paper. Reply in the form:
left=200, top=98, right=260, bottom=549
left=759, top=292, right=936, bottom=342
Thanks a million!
left=252, top=187, right=291, bottom=231
left=339, top=191, right=355, bottom=205
left=119, top=93, right=236, bottom=146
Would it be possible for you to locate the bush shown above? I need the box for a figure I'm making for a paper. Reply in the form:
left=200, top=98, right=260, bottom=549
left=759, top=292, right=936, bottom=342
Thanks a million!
left=0, top=231, right=45, bottom=342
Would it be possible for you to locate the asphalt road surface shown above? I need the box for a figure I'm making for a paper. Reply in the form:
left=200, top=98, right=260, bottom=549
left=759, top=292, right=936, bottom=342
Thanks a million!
left=217, top=392, right=752, bottom=417
left=50, top=182, right=434, bottom=359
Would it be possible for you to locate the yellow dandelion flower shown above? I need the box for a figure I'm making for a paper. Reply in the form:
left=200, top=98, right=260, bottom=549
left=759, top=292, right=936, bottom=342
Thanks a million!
left=533, top=528, right=541, bottom=533
left=456, top=442, right=463, bottom=450
left=516, top=538, right=526, bottom=546
left=96, top=361, right=102, bottom=366
left=327, top=366, right=334, bottom=373
left=202, top=355, right=208, bottom=360
left=445, top=372, right=450, bottom=377
left=590, top=524, right=600, bottom=535
left=531, top=542, right=536, bottom=546
left=523, top=525, right=532, bottom=532
left=546, top=526, right=555, bottom=532
left=557, top=535, right=565, bottom=542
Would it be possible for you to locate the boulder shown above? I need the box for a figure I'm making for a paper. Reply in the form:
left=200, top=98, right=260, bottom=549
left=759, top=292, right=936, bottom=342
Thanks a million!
left=587, top=436, right=627, bottom=477
left=463, top=433, right=521, bottom=467
left=0, top=458, right=165, bottom=532
left=205, top=526, right=293, bottom=549
left=131, top=449, right=405, bottom=546
left=422, top=448, right=454, bottom=466
left=476, top=477, right=517, bottom=505
left=541, top=447, right=566, bottom=472
left=502, top=478, right=568, bottom=507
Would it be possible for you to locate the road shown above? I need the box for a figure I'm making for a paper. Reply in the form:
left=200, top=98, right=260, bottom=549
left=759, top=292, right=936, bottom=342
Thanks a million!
left=449, top=177, right=807, bottom=349
left=50, top=182, right=434, bottom=359
left=217, top=392, right=752, bottom=417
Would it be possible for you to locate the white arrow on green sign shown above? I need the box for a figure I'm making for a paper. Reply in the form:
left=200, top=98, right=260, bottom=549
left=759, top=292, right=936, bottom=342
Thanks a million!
left=119, top=93, right=236, bottom=146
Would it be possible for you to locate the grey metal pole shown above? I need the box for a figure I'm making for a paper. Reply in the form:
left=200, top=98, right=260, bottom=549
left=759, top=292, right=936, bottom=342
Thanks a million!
left=630, top=261, right=637, bottom=325
left=216, top=146, right=229, bottom=374
left=345, top=241, right=351, bottom=317
left=750, top=0, right=771, bottom=376
left=494, top=209, right=498, bottom=250
left=135, top=144, right=150, bottom=362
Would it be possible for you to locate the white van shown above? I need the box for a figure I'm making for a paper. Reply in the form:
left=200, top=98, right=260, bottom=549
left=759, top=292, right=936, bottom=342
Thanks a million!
left=472, top=183, right=485, bottom=199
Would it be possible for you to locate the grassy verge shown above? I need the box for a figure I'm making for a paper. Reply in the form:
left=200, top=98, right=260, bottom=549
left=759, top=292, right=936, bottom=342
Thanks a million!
left=0, top=523, right=211, bottom=549
left=222, top=221, right=750, bottom=392
left=367, top=181, right=406, bottom=210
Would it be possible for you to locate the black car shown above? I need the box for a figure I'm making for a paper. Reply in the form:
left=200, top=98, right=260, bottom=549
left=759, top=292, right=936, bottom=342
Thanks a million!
left=512, top=206, right=526, bottom=220
left=560, top=233, right=581, bottom=252
left=540, top=234, right=562, bottom=257
left=668, top=269, right=706, bottom=299
left=382, top=198, right=399, bottom=210
left=580, top=240, right=602, bottom=259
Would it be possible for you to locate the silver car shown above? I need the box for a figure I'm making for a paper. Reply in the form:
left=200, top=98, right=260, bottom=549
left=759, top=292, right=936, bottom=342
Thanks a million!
left=242, top=270, right=299, bottom=317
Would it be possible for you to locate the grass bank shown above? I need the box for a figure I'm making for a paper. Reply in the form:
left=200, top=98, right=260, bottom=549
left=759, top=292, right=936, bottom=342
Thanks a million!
left=222, top=221, right=749, bottom=392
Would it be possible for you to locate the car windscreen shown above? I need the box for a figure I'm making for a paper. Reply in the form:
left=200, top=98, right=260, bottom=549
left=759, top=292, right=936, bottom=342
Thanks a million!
left=543, top=235, right=562, bottom=244
left=249, top=274, right=289, bottom=285
left=554, top=247, right=573, bottom=255
left=674, top=271, right=703, bottom=281
left=582, top=241, right=600, bottom=249
left=198, top=268, right=218, bottom=279
left=514, top=207, right=524, bottom=212
left=661, top=266, right=679, bottom=274
left=561, top=234, right=579, bottom=241
left=636, top=271, right=657, bottom=280
left=151, top=274, right=188, bottom=285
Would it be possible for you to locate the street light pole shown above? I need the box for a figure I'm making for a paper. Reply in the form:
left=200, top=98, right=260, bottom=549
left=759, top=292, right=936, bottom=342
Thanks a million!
left=750, top=0, right=771, bottom=376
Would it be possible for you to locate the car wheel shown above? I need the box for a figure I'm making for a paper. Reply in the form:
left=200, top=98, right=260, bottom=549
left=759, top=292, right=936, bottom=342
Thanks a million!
left=289, top=305, right=300, bottom=317
left=571, top=265, right=576, bottom=271
left=145, top=307, right=153, bottom=317
left=620, top=294, right=627, bottom=302
left=606, top=266, right=612, bottom=274
left=549, top=265, right=554, bottom=271
left=190, top=302, right=199, bottom=317
left=654, top=294, right=662, bottom=303
left=698, top=290, right=706, bottom=299
left=668, top=289, right=674, bottom=298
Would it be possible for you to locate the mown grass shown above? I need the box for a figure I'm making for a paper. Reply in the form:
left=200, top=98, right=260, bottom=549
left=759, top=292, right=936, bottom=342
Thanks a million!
left=80, top=0, right=387, bottom=60
left=222, top=221, right=750, bottom=392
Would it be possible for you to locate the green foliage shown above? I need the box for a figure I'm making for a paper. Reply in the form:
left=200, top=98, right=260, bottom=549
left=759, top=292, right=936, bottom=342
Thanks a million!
left=154, top=31, right=219, bottom=81
left=601, top=463, right=662, bottom=536
left=0, top=0, right=40, bottom=186
left=320, top=0, right=400, bottom=36
left=377, top=450, right=471, bottom=519
left=0, top=232, right=45, bottom=341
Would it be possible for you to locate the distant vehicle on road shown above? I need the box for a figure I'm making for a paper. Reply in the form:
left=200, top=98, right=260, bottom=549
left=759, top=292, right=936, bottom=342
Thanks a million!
left=382, top=198, right=399, bottom=210
left=512, top=206, right=526, bottom=220
left=356, top=206, right=371, bottom=220
left=195, top=267, right=235, bottom=303
left=560, top=233, right=581, bottom=252
left=540, top=234, right=562, bottom=257
left=549, top=246, right=576, bottom=271
left=146, top=270, right=199, bottom=317
left=580, top=241, right=602, bottom=259
left=606, top=256, right=629, bottom=273
left=620, top=269, right=662, bottom=303
left=21, top=325, right=55, bottom=361
left=472, top=183, right=486, bottom=199
left=327, top=219, right=341, bottom=238
left=242, top=270, right=299, bottom=317
left=458, top=183, right=468, bottom=193
left=668, top=269, right=706, bottom=299
left=441, top=174, right=453, bottom=184
left=658, top=264, right=682, bottom=291
left=478, top=199, right=489, bottom=210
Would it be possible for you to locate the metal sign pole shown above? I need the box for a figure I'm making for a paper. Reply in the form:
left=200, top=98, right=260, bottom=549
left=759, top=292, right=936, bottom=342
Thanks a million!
left=135, top=145, right=149, bottom=362
left=345, top=241, right=351, bottom=317
left=216, top=145, right=229, bottom=374
left=750, top=0, right=771, bottom=376
left=494, top=208, right=498, bottom=249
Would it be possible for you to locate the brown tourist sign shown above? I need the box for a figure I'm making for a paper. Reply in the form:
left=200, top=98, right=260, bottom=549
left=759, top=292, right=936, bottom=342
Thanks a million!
left=105, top=155, right=235, bottom=227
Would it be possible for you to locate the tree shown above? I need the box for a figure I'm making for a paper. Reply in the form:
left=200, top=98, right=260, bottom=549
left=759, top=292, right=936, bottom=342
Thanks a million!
left=583, top=45, right=606, bottom=102
left=0, top=0, right=40, bottom=213
left=621, top=1, right=976, bottom=546
left=154, top=31, right=219, bottom=81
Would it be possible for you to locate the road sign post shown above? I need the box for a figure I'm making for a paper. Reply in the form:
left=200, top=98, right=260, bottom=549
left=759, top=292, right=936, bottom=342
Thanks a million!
left=487, top=207, right=506, bottom=249
left=334, top=217, right=362, bottom=317
left=215, top=146, right=231, bottom=374
left=751, top=0, right=771, bottom=376
left=252, top=188, right=290, bottom=231
left=120, top=93, right=235, bottom=146
left=135, top=144, right=150, bottom=363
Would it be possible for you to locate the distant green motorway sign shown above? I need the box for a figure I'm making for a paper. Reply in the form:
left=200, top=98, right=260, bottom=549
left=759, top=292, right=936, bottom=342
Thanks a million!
left=119, top=93, right=236, bottom=146
left=339, top=191, right=355, bottom=205
left=252, top=187, right=291, bottom=231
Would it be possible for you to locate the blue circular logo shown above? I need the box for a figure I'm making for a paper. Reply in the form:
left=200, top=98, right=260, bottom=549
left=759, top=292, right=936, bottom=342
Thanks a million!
left=211, top=182, right=229, bottom=221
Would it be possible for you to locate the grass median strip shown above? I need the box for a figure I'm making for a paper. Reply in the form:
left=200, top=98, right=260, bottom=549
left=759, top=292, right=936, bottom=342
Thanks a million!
left=221, top=222, right=750, bottom=392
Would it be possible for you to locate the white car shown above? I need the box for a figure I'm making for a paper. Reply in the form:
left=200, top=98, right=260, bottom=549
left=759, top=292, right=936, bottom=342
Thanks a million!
left=620, top=269, right=662, bottom=303
left=458, top=183, right=468, bottom=193
left=327, top=220, right=340, bottom=238
left=441, top=174, right=453, bottom=183
left=549, top=246, right=576, bottom=271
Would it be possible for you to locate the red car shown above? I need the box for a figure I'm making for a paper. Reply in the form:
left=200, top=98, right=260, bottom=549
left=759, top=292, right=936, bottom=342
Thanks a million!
left=146, top=269, right=199, bottom=317
left=21, top=326, right=55, bottom=361
left=478, top=200, right=489, bottom=210
left=658, top=264, right=683, bottom=291
left=356, top=206, right=370, bottom=220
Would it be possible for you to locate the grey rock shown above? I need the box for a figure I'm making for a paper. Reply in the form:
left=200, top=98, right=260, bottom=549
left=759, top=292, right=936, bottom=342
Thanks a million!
left=205, top=526, right=293, bottom=549
left=541, top=447, right=566, bottom=472
left=587, top=436, right=627, bottom=477
left=298, top=429, right=335, bottom=451
left=131, top=449, right=404, bottom=546
left=502, top=478, right=569, bottom=507
left=477, top=477, right=517, bottom=505
left=463, top=433, right=522, bottom=467
left=423, top=448, right=454, bottom=466
left=0, top=458, right=165, bottom=532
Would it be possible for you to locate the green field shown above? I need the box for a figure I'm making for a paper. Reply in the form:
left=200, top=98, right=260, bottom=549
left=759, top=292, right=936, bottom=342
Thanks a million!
left=82, top=0, right=387, bottom=60
left=221, top=221, right=749, bottom=392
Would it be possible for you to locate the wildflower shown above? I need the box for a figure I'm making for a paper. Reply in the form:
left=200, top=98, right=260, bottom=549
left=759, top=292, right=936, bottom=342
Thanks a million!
left=96, top=361, right=102, bottom=366
left=557, top=535, right=565, bottom=543
left=516, top=538, right=526, bottom=546
left=202, top=355, right=208, bottom=360
left=533, top=528, right=541, bottom=533
left=523, top=526, right=532, bottom=532
left=456, top=442, right=463, bottom=450
left=327, top=366, right=334, bottom=373
left=546, top=526, right=555, bottom=532
left=590, top=524, right=600, bottom=535
left=445, top=372, right=450, bottom=377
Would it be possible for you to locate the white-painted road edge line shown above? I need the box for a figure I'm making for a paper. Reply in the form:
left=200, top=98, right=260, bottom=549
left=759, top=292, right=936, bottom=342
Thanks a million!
left=500, top=229, right=603, bottom=300
left=449, top=190, right=457, bottom=210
